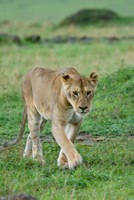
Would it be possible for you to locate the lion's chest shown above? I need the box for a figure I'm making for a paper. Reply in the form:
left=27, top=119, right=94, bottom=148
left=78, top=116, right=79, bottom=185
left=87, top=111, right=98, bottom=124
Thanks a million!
left=67, top=111, right=83, bottom=124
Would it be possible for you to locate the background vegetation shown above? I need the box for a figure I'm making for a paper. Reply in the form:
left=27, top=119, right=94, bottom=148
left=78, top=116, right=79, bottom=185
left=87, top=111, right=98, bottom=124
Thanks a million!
left=0, top=0, right=134, bottom=199
left=0, top=0, right=134, bottom=23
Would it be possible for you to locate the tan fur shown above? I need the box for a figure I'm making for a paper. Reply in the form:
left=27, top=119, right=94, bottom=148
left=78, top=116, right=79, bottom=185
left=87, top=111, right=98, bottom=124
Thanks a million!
left=0, top=67, right=98, bottom=169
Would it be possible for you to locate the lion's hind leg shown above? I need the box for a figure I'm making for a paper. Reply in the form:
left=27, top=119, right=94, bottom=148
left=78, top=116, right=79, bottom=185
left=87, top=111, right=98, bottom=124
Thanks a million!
left=26, top=107, right=45, bottom=164
left=23, top=134, right=32, bottom=157
left=23, top=116, right=46, bottom=163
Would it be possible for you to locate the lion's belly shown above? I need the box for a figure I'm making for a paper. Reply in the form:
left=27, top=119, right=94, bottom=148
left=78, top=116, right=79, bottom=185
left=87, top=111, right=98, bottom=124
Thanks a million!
left=40, top=111, right=52, bottom=120
left=34, top=101, right=52, bottom=120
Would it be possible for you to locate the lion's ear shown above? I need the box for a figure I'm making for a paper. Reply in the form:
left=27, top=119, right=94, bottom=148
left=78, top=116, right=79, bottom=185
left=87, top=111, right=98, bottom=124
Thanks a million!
left=88, top=72, right=98, bottom=87
left=62, top=73, right=73, bottom=83
left=62, top=74, right=70, bottom=81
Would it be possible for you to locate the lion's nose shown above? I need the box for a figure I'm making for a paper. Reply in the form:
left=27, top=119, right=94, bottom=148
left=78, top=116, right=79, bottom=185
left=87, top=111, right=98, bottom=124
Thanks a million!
left=79, top=106, right=88, bottom=112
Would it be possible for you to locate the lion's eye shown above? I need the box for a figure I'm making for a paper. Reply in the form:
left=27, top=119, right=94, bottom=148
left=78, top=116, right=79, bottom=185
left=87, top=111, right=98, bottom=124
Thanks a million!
left=87, top=91, right=92, bottom=96
left=73, top=91, right=78, bottom=96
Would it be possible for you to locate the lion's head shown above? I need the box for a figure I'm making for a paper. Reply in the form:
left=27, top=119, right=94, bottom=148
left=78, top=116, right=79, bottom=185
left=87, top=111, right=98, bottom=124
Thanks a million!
left=61, top=68, right=98, bottom=118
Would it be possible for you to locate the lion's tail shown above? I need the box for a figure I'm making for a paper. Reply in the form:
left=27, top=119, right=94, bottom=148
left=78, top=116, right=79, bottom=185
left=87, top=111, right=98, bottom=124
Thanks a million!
left=0, top=107, right=27, bottom=153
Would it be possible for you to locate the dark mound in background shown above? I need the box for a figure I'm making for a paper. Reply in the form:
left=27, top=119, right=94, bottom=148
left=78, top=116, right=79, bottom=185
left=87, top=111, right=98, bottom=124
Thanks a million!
left=60, top=9, right=120, bottom=26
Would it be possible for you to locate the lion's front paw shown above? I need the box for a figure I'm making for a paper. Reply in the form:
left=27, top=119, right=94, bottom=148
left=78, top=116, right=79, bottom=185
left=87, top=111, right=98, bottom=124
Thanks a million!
left=58, top=151, right=82, bottom=169
left=57, top=153, right=68, bottom=168
left=68, top=152, right=82, bottom=169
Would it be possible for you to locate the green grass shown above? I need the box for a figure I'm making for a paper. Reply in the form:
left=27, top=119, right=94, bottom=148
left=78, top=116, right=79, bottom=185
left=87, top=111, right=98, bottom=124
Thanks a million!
left=0, top=137, right=133, bottom=199
left=81, top=67, right=134, bottom=136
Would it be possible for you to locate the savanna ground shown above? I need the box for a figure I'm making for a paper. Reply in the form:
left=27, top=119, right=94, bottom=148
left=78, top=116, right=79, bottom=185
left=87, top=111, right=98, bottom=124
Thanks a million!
left=0, top=1, right=134, bottom=199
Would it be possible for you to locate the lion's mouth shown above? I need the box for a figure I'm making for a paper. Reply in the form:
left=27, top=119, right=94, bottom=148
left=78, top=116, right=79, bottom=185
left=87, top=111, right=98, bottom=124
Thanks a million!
left=76, top=111, right=88, bottom=117
left=81, top=110, right=88, bottom=113
left=79, top=112, right=87, bottom=115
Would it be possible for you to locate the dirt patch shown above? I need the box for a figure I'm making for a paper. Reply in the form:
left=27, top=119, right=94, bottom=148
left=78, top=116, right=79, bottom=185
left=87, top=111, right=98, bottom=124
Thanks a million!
left=76, top=132, right=106, bottom=145
left=40, top=132, right=106, bottom=146
left=60, top=9, right=120, bottom=26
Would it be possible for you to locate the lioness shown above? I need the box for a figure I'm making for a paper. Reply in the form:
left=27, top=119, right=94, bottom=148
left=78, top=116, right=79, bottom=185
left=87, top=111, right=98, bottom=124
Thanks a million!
left=0, top=67, right=98, bottom=169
